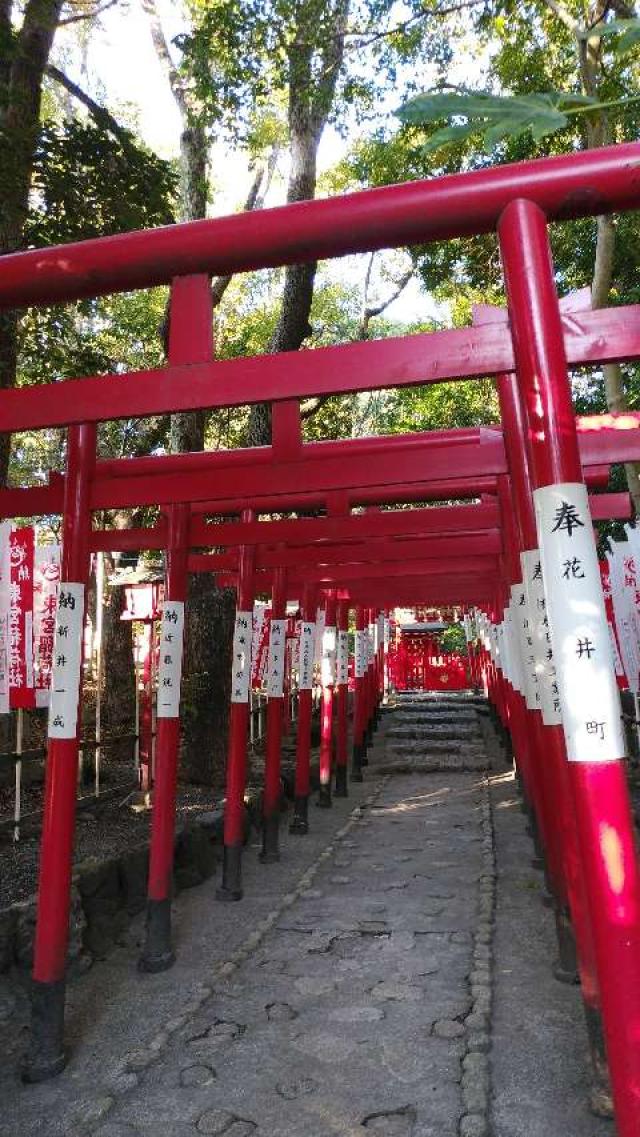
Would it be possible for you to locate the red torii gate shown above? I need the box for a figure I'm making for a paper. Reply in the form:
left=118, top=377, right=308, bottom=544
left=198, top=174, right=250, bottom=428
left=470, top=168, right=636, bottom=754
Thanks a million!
left=2, top=141, right=640, bottom=1133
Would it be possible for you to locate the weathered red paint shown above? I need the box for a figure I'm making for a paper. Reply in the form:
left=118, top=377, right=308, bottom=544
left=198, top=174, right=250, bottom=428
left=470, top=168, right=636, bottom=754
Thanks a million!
left=499, top=198, right=640, bottom=1135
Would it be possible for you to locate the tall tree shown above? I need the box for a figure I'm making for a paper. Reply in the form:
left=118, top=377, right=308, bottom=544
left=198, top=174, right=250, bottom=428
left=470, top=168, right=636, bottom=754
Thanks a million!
left=395, top=0, right=640, bottom=507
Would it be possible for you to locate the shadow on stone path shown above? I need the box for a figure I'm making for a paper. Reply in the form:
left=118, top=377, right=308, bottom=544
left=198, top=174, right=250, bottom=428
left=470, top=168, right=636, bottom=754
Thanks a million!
left=490, top=770, right=614, bottom=1137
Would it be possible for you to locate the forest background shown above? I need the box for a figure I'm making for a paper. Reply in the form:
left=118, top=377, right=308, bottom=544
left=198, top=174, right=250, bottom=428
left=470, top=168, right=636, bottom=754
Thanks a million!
left=1, top=0, right=639, bottom=782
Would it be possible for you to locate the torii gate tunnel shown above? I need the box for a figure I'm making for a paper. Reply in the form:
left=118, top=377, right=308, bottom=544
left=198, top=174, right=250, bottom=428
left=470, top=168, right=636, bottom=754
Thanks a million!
left=3, top=140, right=640, bottom=1131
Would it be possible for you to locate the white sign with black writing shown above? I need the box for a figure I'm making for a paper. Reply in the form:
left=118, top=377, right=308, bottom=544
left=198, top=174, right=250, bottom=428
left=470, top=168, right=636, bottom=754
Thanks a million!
left=506, top=596, right=523, bottom=696
left=521, top=549, right=562, bottom=728
left=337, top=629, right=349, bottom=685
left=266, top=618, right=287, bottom=698
left=512, top=582, right=537, bottom=712
left=355, top=629, right=367, bottom=678
left=156, top=601, right=185, bottom=719
left=534, top=481, right=624, bottom=762
left=314, top=607, right=326, bottom=665
left=48, top=582, right=85, bottom=739
left=321, top=624, right=337, bottom=687
left=231, top=609, right=252, bottom=704
left=298, top=621, right=315, bottom=690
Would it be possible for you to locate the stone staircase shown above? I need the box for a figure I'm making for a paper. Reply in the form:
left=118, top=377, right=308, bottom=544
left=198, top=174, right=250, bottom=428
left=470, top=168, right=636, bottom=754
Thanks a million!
left=374, top=691, right=506, bottom=774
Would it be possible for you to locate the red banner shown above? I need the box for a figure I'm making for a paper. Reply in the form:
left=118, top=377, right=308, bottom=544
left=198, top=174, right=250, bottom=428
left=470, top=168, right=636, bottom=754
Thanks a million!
left=251, top=605, right=270, bottom=690
left=600, top=559, right=628, bottom=690
left=34, top=545, right=61, bottom=707
left=9, top=527, right=35, bottom=709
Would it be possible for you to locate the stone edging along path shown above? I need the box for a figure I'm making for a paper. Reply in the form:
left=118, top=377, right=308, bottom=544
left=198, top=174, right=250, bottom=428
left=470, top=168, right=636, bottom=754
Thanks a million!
left=458, top=776, right=496, bottom=1137
left=75, top=778, right=393, bottom=1136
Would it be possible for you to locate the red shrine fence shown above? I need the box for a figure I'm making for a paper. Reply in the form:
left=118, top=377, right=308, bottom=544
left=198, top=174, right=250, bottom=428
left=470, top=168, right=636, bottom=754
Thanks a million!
left=1, top=141, right=640, bottom=1132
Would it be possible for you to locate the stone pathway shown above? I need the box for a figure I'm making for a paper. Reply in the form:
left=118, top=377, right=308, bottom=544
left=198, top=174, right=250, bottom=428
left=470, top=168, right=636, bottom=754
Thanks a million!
left=0, top=700, right=617, bottom=1137
left=86, top=772, right=490, bottom=1137
left=490, top=770, right=613, bottom=1137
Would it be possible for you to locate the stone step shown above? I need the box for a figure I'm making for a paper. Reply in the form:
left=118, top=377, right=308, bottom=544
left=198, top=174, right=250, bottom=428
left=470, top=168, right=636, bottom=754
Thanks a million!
left=387, top=724, right=478, bottom=741
left=386, top=739, right=486, bottom=758
left=375, top=753, right=489, bottom=774
left=390, top=708, right=477, bottom=721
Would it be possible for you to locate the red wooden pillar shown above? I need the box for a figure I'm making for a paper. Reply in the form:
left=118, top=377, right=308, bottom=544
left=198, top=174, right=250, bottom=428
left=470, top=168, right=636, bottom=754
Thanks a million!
left=290, top=583, right=316, bottom=834
left=500, top=198, right=640, bottom=1134
left=139, top=503, right=189, bottom=972
left=352, top=604, right=366, bottom=781
left=24, top=423, right=96, bottom=1083
left=317, top=590, right=337, bottom=808
left=261, top=565, right=287, bottom=862
left=500, top=375, right=606, bottom=1097
left=363, top=608, right=374, bottom=755
left=334, top=597, right=349, bottom=797
left=217, top=510, right=255, bottom=902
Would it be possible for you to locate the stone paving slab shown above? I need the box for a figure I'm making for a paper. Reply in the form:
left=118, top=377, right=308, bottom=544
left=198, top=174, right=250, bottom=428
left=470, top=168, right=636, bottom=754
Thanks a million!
left=489, top=770, right=613, bottom=1137
left=0, top=778, right=377, bottom=1137
left=88, top=773, right=486, bottom=1137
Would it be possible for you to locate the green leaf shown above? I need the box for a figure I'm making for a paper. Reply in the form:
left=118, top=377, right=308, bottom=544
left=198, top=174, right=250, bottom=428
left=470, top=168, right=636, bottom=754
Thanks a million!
left=397, top=91, right=514, bottom=124
left=421, top=123, right=481, bottom=153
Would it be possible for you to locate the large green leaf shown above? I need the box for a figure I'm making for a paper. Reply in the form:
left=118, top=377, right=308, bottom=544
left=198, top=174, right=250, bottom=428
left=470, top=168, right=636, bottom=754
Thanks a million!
left=420, top=122, right=482, bottom=153
left=397, top=88, right=603, bottom=153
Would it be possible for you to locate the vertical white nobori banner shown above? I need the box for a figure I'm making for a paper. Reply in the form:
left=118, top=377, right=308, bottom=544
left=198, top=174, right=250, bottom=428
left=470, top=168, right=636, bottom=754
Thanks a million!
left=337, top=629, right=349, bottom=685
left=156, top=601, right=185, bottom=719
left=534, top=482, right=624, bottom=763
left=48, top=582, right=85, bottom=739
left=298, top=621, right=315, bottom=690
left=231, top=609, right=253, bottom=704
left=266, top=618, right=287, bottom=698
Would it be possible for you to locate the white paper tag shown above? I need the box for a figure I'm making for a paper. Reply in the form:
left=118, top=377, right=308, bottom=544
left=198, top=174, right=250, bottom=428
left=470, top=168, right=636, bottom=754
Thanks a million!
left=48, top=582, right=85, bottom=739
left=298, top=621, right=315, bottom=690
left=355, top=629, right=367, bottom=678
left=534, top=482, right=624, bottom=762
left=230, top=609, right=252, bottom=704
left=156, top=600, right=185, bottom=719
left=266, top=618, right=287, bottom=698
left=337, top=630, right=349, bottom=685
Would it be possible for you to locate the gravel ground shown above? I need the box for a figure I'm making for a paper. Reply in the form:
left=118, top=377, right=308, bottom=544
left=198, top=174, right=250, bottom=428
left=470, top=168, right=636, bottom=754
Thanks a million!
left=0, top=776, right=222, bottom=908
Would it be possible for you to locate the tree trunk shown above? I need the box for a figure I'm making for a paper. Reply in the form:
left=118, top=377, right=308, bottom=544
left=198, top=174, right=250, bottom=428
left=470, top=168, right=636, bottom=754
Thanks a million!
left=179, top=579, right=236, bottom=785
left=0, top=0, right=64, bottom=484
left=246, top=0, right=350, bottom=447
left=101, top=565, right=136, bottom=759
left=578, top=8, right=640, bottom=513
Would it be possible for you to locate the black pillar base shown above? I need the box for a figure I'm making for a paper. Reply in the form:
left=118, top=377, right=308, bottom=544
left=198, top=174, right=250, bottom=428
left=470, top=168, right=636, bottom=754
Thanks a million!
left=351, top=743, right=364, bottom=782
left=216, top=843, right=243, bottom=902
left=289, top=796, right=309, bottom=835
left=584, top=1002, right=614, bottom=1118
left=317, top=783, right=332, bottom=808
left=21, top=978, right=67, bottom=1084
left=552, top=905, right=579, bottom=984
left=260, top=812, right=281, bottom=863
left=138, top=896, right=175, bottom=973
left=334, top=766, right=348, bottom=797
